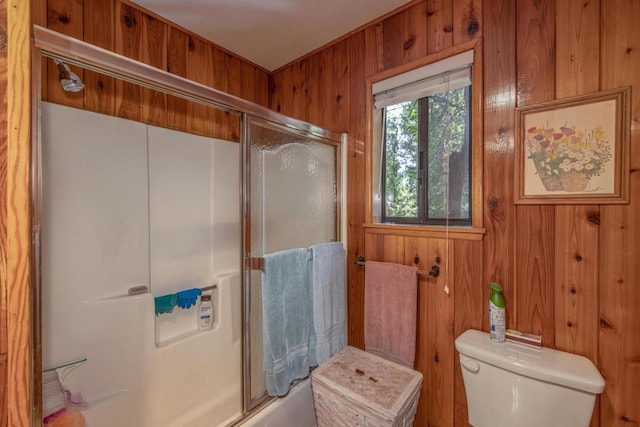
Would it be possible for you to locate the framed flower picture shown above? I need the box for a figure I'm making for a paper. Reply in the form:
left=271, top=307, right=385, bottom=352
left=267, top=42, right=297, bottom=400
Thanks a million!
left=515, top=87, right=631, bottom=204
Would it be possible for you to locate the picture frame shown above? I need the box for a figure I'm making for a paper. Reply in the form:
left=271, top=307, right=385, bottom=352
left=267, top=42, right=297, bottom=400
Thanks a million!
left=515, top=87, right=631, bottom=204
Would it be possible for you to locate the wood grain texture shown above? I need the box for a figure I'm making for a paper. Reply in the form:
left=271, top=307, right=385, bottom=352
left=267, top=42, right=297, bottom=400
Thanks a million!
left=253, top=69, right=269, bottom=107
left=347, top=31, right=367, bottom=350
left=47, top=0, right=84, bottom=108
left=403, top=2, right=428, bottom=64
left=0, top=2, right=7, bottom=426
left=83, top=0, right=115, bottom=116
left=515, top=0, right=556, bottom=346
left=141, top=14, right=167, bottom=127
left=425, top=238, right=454, bottom=426
left=185, top=34, right=212, bottom=136
left=403, top=236, right=430, bottom=426
left=453, top=0, right=481, bottom=45
left=599, top=1, right=640, bottom=425
left=453, top=239, right=483, bottom=426
left=3, top=1, right=637, bottom=425
left=426, top=0, right=453, bottom=54
left=330, top=40, right=350, bottom=132
left=6, top=0, right=32, bottom=425
left=482, top=0, right=516, bottom=333
left=115, top=1, right=142, bottom=121
left=364, top=23, right=385, bottom=76
left=166, top=27, right=188, bottom=131
left=553, top=6, right=601, bottom=426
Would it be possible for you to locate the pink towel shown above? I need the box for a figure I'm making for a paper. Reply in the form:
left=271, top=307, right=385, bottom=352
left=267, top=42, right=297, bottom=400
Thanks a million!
left=364, top=260, right=418, bottom=368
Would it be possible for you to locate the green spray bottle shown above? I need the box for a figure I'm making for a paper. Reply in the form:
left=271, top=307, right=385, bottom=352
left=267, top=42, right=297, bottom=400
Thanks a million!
left=489, top=282, right=506, bottom=343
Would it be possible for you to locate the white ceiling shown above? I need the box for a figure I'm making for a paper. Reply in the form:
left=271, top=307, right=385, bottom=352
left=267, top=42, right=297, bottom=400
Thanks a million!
left=132, top=0, right=411, bottom=71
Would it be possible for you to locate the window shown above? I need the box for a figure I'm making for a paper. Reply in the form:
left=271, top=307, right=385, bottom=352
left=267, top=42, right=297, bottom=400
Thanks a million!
left=373, top=51, right=473, bottom=227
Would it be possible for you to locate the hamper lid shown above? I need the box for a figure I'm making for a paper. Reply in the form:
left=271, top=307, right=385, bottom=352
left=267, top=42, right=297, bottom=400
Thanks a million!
left=311, top=346, right=423, bottom=420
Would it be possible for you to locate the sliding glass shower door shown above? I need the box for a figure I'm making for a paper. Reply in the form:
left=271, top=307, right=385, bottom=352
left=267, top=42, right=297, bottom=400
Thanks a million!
left=242, top=115, right=341, bottom=409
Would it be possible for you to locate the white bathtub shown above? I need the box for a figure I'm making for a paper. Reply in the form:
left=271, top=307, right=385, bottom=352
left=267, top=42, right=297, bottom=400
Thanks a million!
left=239, top=378, right=317, bottom=427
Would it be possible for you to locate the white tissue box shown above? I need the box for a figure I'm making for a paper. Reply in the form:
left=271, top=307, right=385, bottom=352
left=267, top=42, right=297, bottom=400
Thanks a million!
left=311, top=346, right=423, bottom=427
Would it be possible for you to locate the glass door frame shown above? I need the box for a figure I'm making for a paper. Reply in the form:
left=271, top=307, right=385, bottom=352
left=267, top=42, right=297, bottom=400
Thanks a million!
left=31, top=25, right=343, bottom=426
left=241, top=115, right=343, bottom=412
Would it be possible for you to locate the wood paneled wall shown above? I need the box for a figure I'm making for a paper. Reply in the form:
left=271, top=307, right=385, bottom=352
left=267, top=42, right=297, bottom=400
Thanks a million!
left=40, top=0, right=269, bottom=140
left=271, top=0, right=639, bottom=425
left=1, top=0, right=638, bottom=425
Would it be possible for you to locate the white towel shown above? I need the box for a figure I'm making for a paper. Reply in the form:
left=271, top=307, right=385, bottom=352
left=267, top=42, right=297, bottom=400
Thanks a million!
left=261, top=248, right=311, bottom=396
left=309, top=242, right=346, bottom=366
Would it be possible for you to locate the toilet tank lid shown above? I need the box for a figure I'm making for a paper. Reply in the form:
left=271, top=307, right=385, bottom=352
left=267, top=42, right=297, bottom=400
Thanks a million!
left=455, top=330, right=605, bottom=394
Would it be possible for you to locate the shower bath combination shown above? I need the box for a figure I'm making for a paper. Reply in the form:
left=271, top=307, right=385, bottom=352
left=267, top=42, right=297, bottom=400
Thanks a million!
left=33, top=26, right=344, bottom=427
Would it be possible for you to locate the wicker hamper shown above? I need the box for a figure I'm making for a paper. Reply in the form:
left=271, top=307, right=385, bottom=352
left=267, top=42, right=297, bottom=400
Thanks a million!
left=311, top=346, right=423, bottom=427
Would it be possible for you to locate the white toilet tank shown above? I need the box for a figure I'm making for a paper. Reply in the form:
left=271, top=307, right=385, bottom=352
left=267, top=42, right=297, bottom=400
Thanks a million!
left=455, top=329, right=605, bottom=427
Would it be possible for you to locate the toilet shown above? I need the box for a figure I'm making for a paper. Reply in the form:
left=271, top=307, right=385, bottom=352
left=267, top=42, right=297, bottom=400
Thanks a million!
left=455, top=329, right=605, bottom=427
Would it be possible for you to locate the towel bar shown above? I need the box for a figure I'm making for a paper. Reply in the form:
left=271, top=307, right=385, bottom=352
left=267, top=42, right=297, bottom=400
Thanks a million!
left=355, top=256, right=439, bottom=277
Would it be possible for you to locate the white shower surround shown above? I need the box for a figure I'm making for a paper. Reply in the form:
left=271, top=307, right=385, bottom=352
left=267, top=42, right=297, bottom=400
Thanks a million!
left=41, top=102, right=243, bottom=426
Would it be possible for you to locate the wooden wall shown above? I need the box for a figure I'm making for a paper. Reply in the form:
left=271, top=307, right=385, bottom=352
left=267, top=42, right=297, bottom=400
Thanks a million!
left=39, top=0, right=269, bottom=140
left=271, top=0, right=639, bottom=426
left=1, top=0, right=638, bottom=425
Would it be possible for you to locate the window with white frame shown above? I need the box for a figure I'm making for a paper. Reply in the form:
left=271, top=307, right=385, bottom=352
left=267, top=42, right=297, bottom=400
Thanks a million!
left=372, top=51, right=473, bottom=226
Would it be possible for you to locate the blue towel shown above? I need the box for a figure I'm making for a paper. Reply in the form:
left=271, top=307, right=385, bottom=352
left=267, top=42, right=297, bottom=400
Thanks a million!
left=176, top=288, right=202, bottom=309
left=261, top=248, right=311, bottom=396
left=309, top=242, right=346, bottom=366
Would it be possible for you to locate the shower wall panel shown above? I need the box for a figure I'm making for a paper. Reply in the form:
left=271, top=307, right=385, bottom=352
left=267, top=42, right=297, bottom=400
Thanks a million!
left=41, top=102, right=242, bottom=427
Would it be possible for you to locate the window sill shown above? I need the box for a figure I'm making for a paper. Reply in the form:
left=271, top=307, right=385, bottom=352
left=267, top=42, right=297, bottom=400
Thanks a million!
left=363, top=223, right=486, bottom=241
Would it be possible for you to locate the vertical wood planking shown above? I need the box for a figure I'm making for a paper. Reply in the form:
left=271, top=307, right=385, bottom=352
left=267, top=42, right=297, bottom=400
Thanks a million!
left=453, top=239, right=483, bottom=426
left=83, top=0, right=115, bottom=116
left=220, top=52, right=241, bottom=142
left=6, top=0, right=31, bottom=424
left=425, top=238, right=454, bottom=426
left=46, top=0, right=84, bottom=108
left=275, top=64, right=294, bottom=118
left=347, top=31, right=367, bottom=350
left=403, top=2, right=428, bottom=64
left=403, top=236, right=430, bottom=426
left=599, top=0, right=640, bottom=425
left=0, top=2, right=8, bottom=425
left=453, top=0, right=481, bottom=45
left=269, top=69, right=283, bottom=114
left=211, top=49, right=238, bottom=142
left=303, top=53, right=320, bottom=123
left=553, top=4, right=601, bottom=425
left=32, top=0, right=47, bottom=100
left=141, top=14, right=167, bottom=127
left=291, top=59, right=306, bottom=120
left=515, top=0, right=556, bottom=346
left=364, top=22, right=385, bottom=76
left=185, top=35, right=212, bottom=137
left=253, top=69, right=269, bottom=107
left=382, top=10, right=404, bottom=70
left=426, top=0, right=454, bottom=54
left=317, top=48, right=333, bottom=130
left=482, top=0, right=516, bottom=332
left=115, top=1, right=142, bottom=121
left=330, top=40, right=349, bottom=132
left=166, top=27, right=188, bottom=132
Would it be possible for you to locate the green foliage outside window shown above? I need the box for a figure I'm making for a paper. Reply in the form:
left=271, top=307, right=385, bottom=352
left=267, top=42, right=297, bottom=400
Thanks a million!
left=383, top=86, right=470, bottom=224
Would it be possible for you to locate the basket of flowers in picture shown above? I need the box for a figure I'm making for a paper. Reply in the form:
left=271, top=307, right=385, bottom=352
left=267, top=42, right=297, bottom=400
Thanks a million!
left=525, top=123, right=612, bottom=192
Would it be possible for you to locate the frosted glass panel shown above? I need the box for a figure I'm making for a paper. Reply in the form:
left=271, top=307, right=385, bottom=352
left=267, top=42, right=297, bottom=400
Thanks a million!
left=246, top=118, right=338, bottom=403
